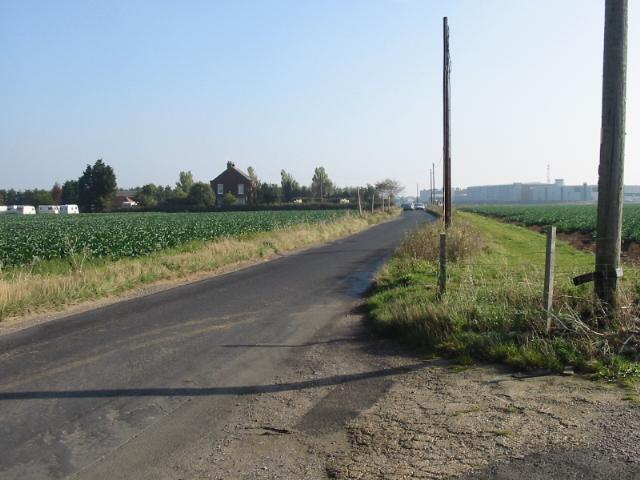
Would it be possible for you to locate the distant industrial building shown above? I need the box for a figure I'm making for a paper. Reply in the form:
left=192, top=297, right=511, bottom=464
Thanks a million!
left=418, top=180, right=640, bottom=205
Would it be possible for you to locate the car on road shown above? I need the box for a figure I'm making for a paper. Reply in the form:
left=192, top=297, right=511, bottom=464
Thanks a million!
left=414, top=203, right=425, bottom=210
left=401, top=203, right=415, bottom=211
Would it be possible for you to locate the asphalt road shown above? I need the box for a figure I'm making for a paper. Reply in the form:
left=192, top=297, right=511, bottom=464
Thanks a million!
left=0, top=211, right=432, bottom=479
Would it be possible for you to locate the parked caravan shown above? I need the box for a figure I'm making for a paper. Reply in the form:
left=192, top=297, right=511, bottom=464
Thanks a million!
left=0, top=206, right=7, bottom=214
left=6, top=205, right=36, bottom=215
left=59, top=204, right=79, bottom=214
left=39, top=205, right=60, bottom=214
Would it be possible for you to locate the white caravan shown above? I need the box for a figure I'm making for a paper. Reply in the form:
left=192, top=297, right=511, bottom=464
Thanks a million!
left=6, top=205, right=36, bottom=215
left=39, top=205, right=60, bottom=214
left=59, top=204, right=79, bottom=214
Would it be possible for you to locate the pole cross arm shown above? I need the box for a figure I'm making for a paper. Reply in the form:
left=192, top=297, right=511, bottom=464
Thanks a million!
left=572, top=268, right=624, bottom=286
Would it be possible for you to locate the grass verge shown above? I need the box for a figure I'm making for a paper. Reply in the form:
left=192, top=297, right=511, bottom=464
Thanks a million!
left=0, top=210, right=398, bottom=322
left=368, top=211, right=640, bottom=379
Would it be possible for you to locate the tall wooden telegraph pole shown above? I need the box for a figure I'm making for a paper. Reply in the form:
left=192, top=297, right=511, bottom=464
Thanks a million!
left=443, top=17, right=452, bottom=227
left=595, top=0, right=627, bottom=314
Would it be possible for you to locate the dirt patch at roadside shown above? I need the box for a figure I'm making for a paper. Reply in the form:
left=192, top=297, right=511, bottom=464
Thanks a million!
left=334, top=362, right=640, bottom=479
left=169, top=305, right=640, bottom=480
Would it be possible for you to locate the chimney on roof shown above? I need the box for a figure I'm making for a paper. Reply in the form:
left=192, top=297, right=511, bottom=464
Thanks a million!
left=227, top=161, right=235, bottom=169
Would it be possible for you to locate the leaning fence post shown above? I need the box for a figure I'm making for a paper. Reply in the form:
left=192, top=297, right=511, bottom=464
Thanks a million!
left=439, top=232, right=447, bottom=297
left=544, top=226, right=557, bottom=332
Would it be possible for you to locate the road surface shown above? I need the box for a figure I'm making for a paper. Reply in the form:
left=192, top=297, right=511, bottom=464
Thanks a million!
left=0, top=211, right=432, bottom=479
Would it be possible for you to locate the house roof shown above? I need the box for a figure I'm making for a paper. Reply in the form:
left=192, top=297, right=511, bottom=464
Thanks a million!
left=115, top=190, right=139, bottom=197
left=211, top=161, right=251, bottom=184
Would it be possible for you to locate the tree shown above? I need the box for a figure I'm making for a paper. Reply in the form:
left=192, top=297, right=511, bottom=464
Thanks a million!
left=34, top=192, right=55, bottom=207
left=77, top=159, right=117, bottom=212
left=156, top=185, right=173, bottom=204
left=360, top=184, right=376, bottom=203
left=298, top=185, right=311, bottom=199
left=281, top=170, right=300, bottom=203
left=2, top=189, right=17, bottom=205
left=375, top=178, right=405, bottom=202
left=0, top=191, right=4, bottom=205
left=51, top=182, right=63, bottom=204
left=188, top=182, right=215, bottom=206
left=137, top=183, right=159, bottom=207
left=61, top=180, right=80, bottom=205
left=247, top=166, right=261, bottom=204
left=19, top=189, right=37, bottom=206
left=222, top=192, right=237, bottom=207
left=258, top=183, right=279, bottom=204
left=312, top=167, right=333, bottom=202
left=175, top=171, right=194, bottom=198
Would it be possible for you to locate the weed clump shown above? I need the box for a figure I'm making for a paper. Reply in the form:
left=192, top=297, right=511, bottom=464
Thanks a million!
left=395, top=215, right=486, bottom=263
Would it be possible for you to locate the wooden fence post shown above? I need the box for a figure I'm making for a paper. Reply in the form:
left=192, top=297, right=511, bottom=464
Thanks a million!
left=544, top=227, right=557, bottom=332
left=439, top=232, right=447, bottom=297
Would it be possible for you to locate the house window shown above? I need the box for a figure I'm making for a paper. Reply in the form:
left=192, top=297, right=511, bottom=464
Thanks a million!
left=217, top=184, right=224, bottom=195
left=237, top=198, right=246, bottom=206
left=238, top=184, right=244, bottom=195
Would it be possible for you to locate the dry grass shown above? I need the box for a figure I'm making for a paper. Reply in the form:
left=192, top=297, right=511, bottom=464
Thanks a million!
left=0, top=210, right=398, bottom=321
left=395, top=215, right=487, bottom=263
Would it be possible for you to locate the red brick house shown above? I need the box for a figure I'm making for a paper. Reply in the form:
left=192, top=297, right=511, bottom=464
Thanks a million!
left=113, top=190, right=138, bottom=207
left=210, top=161, right=253, bottom=206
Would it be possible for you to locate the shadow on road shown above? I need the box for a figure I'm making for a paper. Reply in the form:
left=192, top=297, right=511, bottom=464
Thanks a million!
left=0, top=362, right=428, bottom=400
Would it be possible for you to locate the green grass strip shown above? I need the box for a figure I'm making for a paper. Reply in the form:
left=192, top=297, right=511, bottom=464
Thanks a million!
left=369, top=211, right=640, bottom=378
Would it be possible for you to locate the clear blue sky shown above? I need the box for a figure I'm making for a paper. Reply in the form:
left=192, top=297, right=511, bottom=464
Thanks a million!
left=1, top=0, right=638, bottom=193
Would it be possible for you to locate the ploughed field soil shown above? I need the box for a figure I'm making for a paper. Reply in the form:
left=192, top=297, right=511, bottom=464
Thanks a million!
left=554, top=230, right=640, bottom=266
left=481, top=213, right=640, bottom=266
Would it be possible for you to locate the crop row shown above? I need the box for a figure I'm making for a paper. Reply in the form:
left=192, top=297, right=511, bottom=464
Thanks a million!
left=459, top=204, right=640, bottom=243
left=0, top=210, right=348, bottom=269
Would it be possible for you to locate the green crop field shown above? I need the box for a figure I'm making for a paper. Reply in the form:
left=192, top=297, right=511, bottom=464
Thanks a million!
left=458, top=204, right=640, bottom=243
left=0, top=210, right=349, bottom=269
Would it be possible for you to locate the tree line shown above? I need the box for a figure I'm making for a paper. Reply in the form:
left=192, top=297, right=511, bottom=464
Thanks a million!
left=1, top=159, right=405, bottom=212
left=1, top=159, right=116, bottom=213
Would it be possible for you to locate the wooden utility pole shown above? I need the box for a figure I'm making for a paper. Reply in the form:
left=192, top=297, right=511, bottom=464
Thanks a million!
left=443, top=17, right=452, bottom=227
left=595, top=0, right=627, bottom=314
left=432, top=162, right=436, bottom=205
left=429, top=168, right=433, bottom=204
